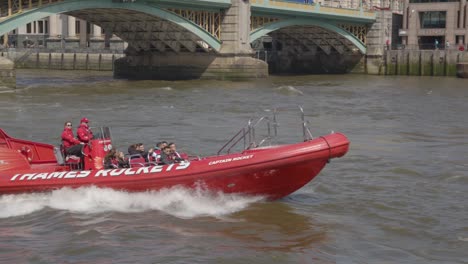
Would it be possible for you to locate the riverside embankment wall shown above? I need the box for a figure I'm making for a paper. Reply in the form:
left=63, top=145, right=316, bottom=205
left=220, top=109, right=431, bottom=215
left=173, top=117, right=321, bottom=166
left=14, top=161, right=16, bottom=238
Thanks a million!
left=385, top=49, right=468, bottom=76
left=2, top=49, right=468, bottom=78
left=0, top=56, right=15, bottom=89
left=0, top=49, right=124, bottom=71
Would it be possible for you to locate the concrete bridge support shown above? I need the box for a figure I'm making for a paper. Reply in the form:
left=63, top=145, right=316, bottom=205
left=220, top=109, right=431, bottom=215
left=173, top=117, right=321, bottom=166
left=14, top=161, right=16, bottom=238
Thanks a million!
left=114, top=0, right=268, bottom=80
left=366, top=10, right=392, bottom=75
left=0, top=56, right=15, bottom=90
left=210, top=0, right=268, bottom=79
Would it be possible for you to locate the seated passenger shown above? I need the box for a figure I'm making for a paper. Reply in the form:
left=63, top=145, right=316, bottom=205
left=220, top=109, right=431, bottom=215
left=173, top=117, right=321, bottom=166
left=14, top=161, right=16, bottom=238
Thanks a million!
left=168, top=142, right=184, bottom=163
left=116, top=151, right=129, bottom=168
left=128, top=144, right=139, bottom=155
left=159, top=146, right=174, bottom=165
left=151, top=141, right=168, bottom=162
left=104, top=149, right=129, bottom=169
left=135, top=143, right=154, bottom=162
left=61, top=121, right=83, bottom=157
left=104, top=149, right=119, bottom=169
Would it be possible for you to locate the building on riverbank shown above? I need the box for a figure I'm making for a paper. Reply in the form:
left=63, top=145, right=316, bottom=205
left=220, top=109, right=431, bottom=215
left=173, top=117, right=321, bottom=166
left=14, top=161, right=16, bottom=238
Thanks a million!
left=1, top=14, right=126, bottom=51
left=398, top=0, right=468, bottom=50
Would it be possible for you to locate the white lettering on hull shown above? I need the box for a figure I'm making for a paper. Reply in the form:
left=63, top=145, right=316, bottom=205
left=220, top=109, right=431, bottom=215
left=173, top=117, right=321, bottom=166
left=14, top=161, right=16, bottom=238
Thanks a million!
left=9, top=162, right=191, bottom=182
left=208, top=155, right=254, bottom=166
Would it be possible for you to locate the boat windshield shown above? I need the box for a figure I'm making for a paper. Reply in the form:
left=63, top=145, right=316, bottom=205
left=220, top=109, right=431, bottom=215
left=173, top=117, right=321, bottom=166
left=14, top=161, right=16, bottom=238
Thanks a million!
left=91, top=127, right=112, bottom=140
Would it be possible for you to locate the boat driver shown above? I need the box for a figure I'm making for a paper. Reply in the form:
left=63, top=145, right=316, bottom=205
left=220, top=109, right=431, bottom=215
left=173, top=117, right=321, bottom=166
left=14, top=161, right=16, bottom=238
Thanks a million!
left=77, top=117, right=94, bottom=143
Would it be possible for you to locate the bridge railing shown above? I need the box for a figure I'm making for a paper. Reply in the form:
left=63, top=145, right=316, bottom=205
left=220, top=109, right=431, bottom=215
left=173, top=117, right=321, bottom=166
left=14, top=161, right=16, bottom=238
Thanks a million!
left=285, top=0, right=399, bottom=11
left=0, top=46, right=125, bottom=54
left=0, top=0, right=64, bottom=19
left=252, top=0, right=403, bottom=13
left=251, top=0, right=376, bottom=19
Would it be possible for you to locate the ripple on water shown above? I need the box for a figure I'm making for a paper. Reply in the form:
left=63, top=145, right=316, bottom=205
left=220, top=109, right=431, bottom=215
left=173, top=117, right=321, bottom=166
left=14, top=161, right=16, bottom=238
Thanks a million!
left=1, top=72, right=468, bottom=263
left=274, top=85, right=304, bottom=96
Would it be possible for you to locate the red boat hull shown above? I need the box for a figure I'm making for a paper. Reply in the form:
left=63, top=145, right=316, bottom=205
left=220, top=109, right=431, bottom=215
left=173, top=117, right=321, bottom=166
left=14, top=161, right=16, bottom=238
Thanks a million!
left=0, top=132, right=349, bottom=200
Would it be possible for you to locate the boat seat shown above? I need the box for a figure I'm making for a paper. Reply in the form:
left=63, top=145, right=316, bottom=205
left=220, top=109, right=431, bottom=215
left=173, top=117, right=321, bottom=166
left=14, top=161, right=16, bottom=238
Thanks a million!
left=127, top=154, right=146, bottom=168
left=60, top=144, right=82, bottom=170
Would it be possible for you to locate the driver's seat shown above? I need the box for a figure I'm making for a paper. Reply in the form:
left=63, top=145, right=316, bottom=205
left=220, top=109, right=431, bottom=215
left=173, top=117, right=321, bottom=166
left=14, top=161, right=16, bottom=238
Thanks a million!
left=60, top=144, right=82, bottom=170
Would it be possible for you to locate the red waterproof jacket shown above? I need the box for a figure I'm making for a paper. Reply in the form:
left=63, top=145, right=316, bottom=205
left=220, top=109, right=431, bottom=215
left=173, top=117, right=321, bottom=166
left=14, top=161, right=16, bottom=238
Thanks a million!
left=77, top=123, right=94, bottom=143
left=61, top=127, right=80, bottom=149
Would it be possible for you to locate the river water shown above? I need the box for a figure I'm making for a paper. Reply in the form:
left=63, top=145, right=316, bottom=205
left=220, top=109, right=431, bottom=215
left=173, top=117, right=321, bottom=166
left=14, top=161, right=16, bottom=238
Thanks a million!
left=0, top=70, right=467, bottom=263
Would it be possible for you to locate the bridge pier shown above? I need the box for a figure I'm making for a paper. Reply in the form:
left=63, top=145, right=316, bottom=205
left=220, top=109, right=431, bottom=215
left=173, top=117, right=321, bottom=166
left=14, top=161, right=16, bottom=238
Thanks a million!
left=114, top=52, right=266, bottom=80
left=114, top=0, right=267, bottom=81
left=215, top=0, right=268, bottom=79
left=366, top=10, right=393, bottom=75
left=0, top=56, right=15, bottom=89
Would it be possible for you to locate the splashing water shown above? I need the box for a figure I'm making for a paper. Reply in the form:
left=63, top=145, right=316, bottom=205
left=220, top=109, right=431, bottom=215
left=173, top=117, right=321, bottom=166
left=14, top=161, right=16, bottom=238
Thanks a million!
left=0, top=186, right=264, bottom=219
left=274, top=86, right=304, bottom=95
left=158, top=86, right=173, bottom=91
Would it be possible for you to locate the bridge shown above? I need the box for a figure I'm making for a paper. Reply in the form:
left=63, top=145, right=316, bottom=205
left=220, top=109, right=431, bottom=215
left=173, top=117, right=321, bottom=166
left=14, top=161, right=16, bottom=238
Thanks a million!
left=0, top=0, right=383, bottom=80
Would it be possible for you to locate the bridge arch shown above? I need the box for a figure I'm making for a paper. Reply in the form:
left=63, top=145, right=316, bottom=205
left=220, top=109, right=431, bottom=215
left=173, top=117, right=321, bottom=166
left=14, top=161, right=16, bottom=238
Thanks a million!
left=0, top=0, right=221, bottom=51
left=250, top=18, right=366, bottom=54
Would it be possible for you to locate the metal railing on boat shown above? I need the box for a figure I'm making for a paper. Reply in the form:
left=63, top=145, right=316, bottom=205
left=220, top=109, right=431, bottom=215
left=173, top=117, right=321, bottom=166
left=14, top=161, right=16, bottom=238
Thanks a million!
left=217, top=106, right=314, bottom=156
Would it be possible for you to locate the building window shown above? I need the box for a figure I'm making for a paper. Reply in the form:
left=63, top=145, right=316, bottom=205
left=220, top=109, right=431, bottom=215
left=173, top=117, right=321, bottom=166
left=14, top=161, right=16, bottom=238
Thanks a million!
left=76, top=20, right=80, bottom=34
left=38, top=21, right=44, bottom=34
left=26, top=23, right=32, bottom=33
left=45, top=21, right=48, bottom=34
left=420, top=11, right=446, bottom=28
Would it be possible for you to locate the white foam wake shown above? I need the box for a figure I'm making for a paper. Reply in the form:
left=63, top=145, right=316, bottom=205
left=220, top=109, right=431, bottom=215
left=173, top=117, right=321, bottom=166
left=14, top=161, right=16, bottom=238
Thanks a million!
left=0, top=186, right=264, bottom=219
left=274, top=85, right=304, bottom=95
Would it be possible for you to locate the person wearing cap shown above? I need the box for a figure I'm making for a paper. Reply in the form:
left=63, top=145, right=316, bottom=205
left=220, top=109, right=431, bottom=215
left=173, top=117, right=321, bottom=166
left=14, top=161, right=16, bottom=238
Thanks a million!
left=77, top=117, right=94, bottom=143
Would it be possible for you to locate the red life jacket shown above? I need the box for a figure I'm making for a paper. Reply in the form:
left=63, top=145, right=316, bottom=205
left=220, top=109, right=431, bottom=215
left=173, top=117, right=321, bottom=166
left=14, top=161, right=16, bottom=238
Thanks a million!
left=77, top=124, right=93, bottom=143
left=61, top=127, right=80, bottom=149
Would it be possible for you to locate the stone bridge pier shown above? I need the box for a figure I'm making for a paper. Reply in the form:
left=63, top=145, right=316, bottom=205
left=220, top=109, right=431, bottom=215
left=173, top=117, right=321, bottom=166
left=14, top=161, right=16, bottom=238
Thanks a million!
left=114, top=1, right=268, bottom=80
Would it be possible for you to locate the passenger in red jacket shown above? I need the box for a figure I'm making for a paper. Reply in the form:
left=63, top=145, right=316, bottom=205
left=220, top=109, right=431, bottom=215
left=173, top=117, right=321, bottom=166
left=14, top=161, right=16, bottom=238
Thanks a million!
left=77, top=117, right=94, bottom=143
left=61, top=121, right=83, bottom=156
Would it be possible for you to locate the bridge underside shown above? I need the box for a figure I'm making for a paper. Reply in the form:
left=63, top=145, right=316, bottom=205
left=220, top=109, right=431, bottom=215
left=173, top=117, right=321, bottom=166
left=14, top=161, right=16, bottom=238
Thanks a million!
left=66, top=8, right=213, bottom=53
left=64, top=9, right=363, bottom=76
left=266, top=26, right=362, bottom=55
left=253, top=25, right=363, bottom=74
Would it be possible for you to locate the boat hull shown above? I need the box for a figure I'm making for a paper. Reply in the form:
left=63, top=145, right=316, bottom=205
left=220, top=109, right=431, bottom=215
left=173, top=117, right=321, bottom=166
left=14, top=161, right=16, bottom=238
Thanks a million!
left=0, top=133, right=349, bottom=199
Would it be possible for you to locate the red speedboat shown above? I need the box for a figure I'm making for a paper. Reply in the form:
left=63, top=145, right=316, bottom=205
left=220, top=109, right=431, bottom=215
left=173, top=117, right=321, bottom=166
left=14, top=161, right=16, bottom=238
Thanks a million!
left=0, top=110, right=349, bottom=200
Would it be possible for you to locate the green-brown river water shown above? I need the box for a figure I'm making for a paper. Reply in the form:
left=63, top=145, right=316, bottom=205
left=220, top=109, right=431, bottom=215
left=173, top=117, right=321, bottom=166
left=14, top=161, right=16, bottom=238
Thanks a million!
left=0, top=70, right=467, bottom=263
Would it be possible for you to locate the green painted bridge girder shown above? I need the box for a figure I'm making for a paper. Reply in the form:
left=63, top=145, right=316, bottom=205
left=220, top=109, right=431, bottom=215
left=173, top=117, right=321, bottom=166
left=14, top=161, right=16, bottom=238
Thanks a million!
left=250, top=18, right=367, bottom=54
left=251, top=2, right=376, bottom=24
left=0, top=0, right=223, bottom=51
left=143, top=0, right=231, bottom=10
